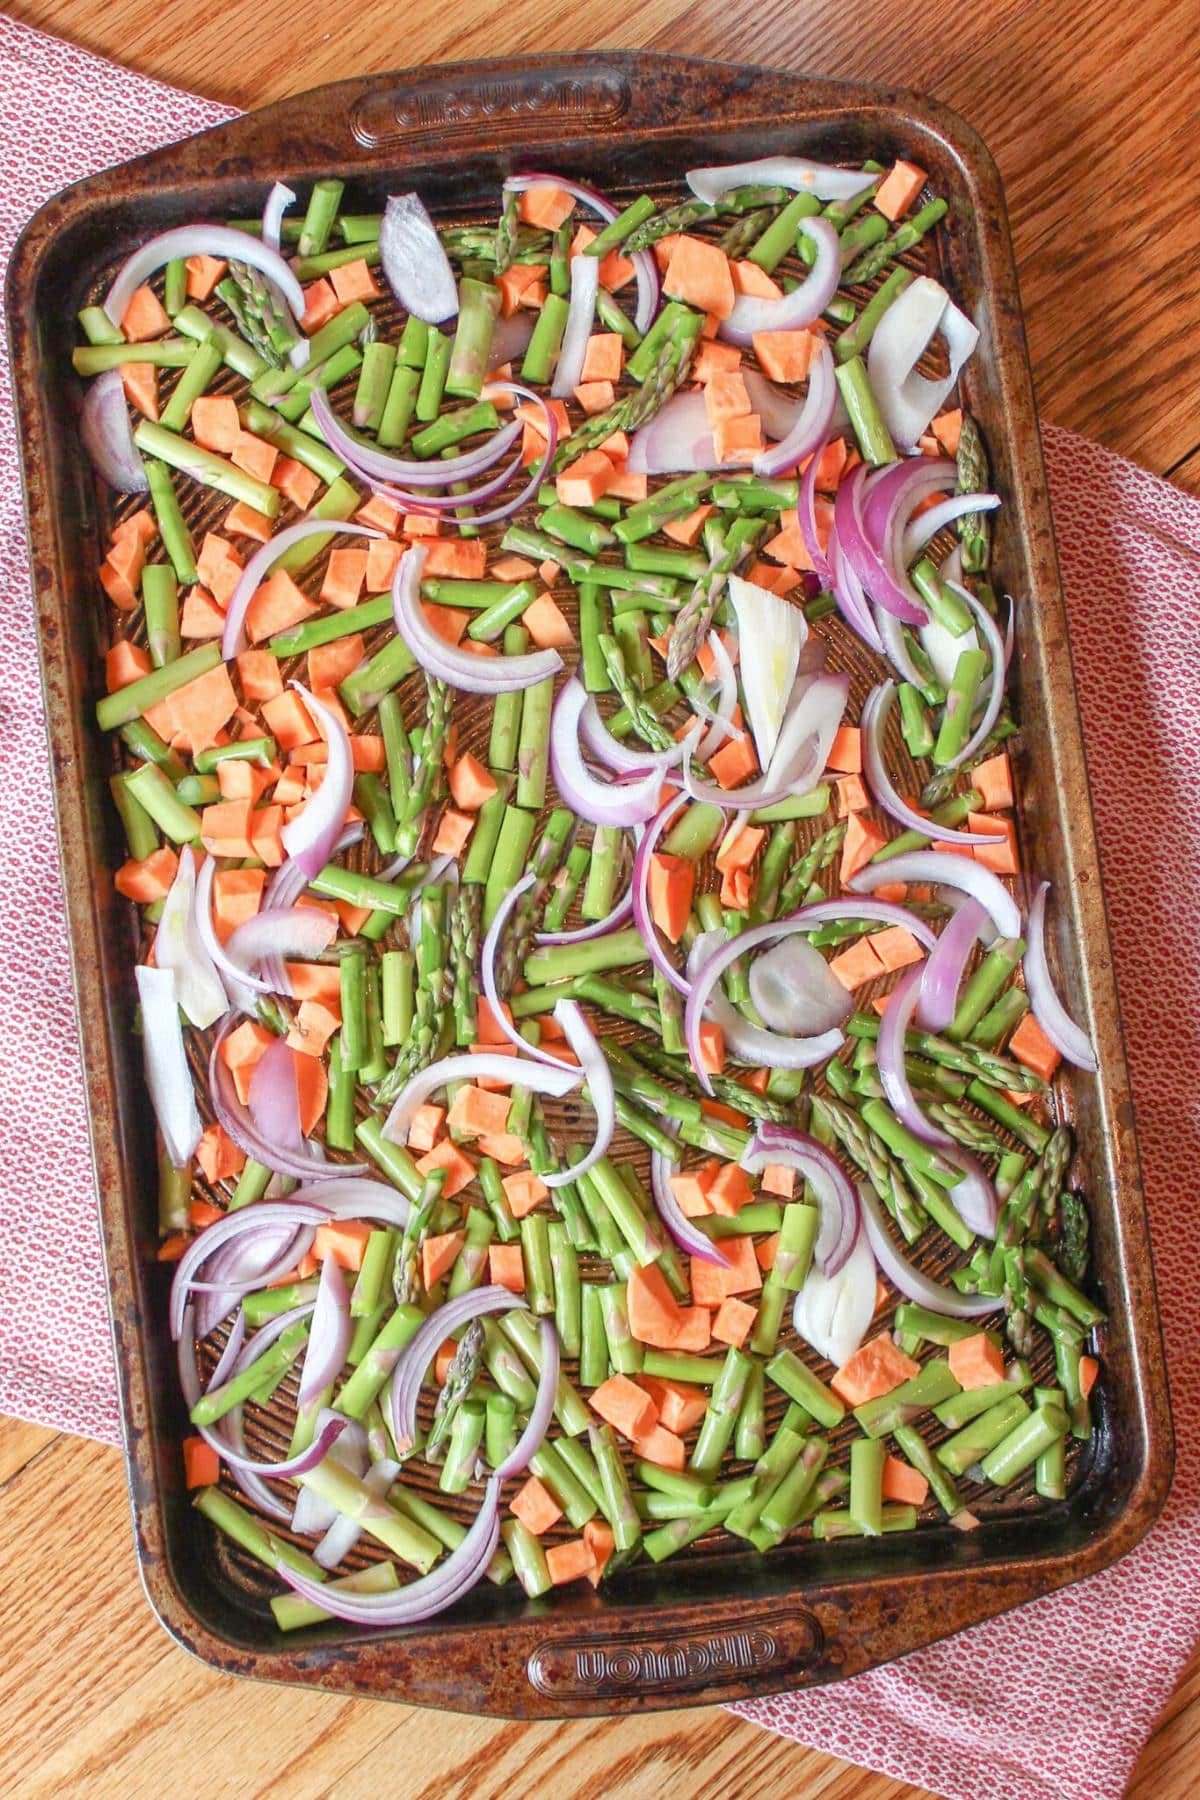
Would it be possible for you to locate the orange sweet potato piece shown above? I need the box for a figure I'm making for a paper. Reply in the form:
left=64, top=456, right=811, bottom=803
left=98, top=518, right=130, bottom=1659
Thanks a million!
left=663, top=237, right=735, bottom=320
left=185, top=254, right=227, bottom=301
left=555, top=450, right=616, bottom=508
left=286, top=998, right=341, bottom=1059
left=546, top=1539, right=598, bottom=1586
left=882, top=1454, right=930, bottom=1507
left=636, top=1376, right=707, bottom=1435
left=583, top=1519, right=615, bottom=1586
left=179, top=586, right=226, bottom=639
left=703, top=370, right=753, bottom=428
left=307, top=634, right=365, bottom=689
left=414, top=1139, right=477, bottom=1199
left=589, top=1373, right=657, bottom=1441
left=420, top=1229, right=466, bottom=1289
left=163, top=663, right=239, bottom=754
left=711, top=1295, right=757, bottom=1348
left=631, top=1422, right=687, bottom=1471
left=301, top=279, right=340, bottom=333
left=830, top=1335, right=921, bottom=1407
left=751, top=329, right=816, bottom=384
left=968, top=812, right=1020, bottom=876
left=329, top=259, right=380, bottom=305
left=121, top=284, right=170, bottom=342
left=510, top=1475, right=562, bottom=1535
left=448, top=753, right=498, bottom=811
left=431, top=809, right=474, bottom=858
left=573, top=380, right=615, bottom=415
left=406, top=1103, right=446, bottom=1154
left=211, top=867, right=265, bottom=940
left=947, top=1332, right=1007, bottom=1391
left=647, top=852, right=695, bottom=944
left=314, top=1219, right=373, bottom=1271
left=501, top=1171, right=550, bottom=1220
left=105, top=640, right=153, bottom=691
left=420, top=538, right=487, bottom=580
left=446, top=1085, right=513, bottom=1140
left=840, top=813, right=889, bottom=883
left=1008, top=1012, right=1062, bottom=1083
left=518, top=185, right=576, bottom=230
left=183, top=1437, right=221, bottom=1489
left=712, top=413, right=763, bottom=466
left=872, top=925, right=925, bottom=972
left=829, top=936, right=885, bottom=992
left=826, top=724, right=862, bottom=774
left=489, top=1245, right=527, bottom=1293
left=272, top=456, right=321, bottom=512
left=190, top=395, right=241, bottom=455
left=522, top=593, right=573, bottom=650
left=120, top=361, right=158, bottom=420
left=626, top=1264, right=684, bottom=1349
left=113, top=846, right=179, bottom=903
left=874, top=160, right=927, bottom=222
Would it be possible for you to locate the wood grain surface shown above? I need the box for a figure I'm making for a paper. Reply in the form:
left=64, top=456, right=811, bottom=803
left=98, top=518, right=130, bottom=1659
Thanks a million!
left=4, top=1, right=1198, bottom=1794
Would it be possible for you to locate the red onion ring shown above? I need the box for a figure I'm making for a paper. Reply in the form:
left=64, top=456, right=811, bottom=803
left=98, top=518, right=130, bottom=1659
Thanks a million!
left=275, top=1476, right=502, bottom=1625
left=389, top=1286, right=522, bottom=1452
left=177, top=1303, right=298, bottom=1521
left=550, top=678, right=666, bottom=827
left=552, top=253, right=599, bottom=399
left=503, top=174, right=659, bottom=335
left=693, top=632, right=742, bottom=759
left=939, top=577, right=1008, bottom=770
left=104, top=224, right=306, bottom=330
left=1023, top=882, right=1098, bottom=1071
left=169, top=1201, right=327, bottom=1339
left=876, top=961, right=953, bottom=1145
left=308, top=387, right=520, bottom=488
left=917, top=898, right=989, bottom=1032
left=719, top=219, right=840, bottom=347
left=848, top=850, right=1022, bottom=939
left=867, top=276, right=979, bottom=450
left=631, top=792, right=693, bottom=997
left=741, top=1122, right=860, bottom=1278
left=380, top=1045, right=580, bottom=1144
left=279, top=684, right=355, bottom=878
left=222, top=902, right=338, bottom=995
left=754, top=340, right=836, bottom=478
left=831, top=536, right=884, bottom=652
left=834, top=465, right=928, bottom=627
left=649, top=1140, right=730, bottom=1268
left=684, top=928, right=844, bottom=1095
left=861, top=682, right=996, bottom=846
left=542, top=1001, right=614, bottom=1186
left=495, top=1318, right=560, bottom=1478
left=797, top=429, right=834, bottom=588
left=579, top=696, right=685, bottom=777
left=155, top=849, right=229, bottom=1028
left=943, top=1147, right=998, bottom=1239
left=222, top=518, right=382, bottom=660
left=902, top=491, right=1001, bottom=562
left=209, top=1017, right=366, bottom=1182
left=687, top=156, right=875, bottom=205
left=80, top=370, right=149, bottom=493
left=297, top=1253, right=352, bottom=1408
left=858, top=1182, right=996, bottom=1317
left=626, top=390, right=727, bottom=476
left=261, top=181, right=295, bottom=253
left=393, top=544, right=563, bottom=693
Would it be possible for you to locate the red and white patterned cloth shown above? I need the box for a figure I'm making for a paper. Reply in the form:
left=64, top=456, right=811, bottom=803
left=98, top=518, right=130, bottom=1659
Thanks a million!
left=0, top=19, right=1195, bottom=1798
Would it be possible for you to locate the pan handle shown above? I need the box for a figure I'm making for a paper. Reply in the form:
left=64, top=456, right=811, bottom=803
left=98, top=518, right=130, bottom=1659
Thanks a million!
left=344, top=60, right=633, bottom=154
left=525, top=1601, right=833, bottom=1705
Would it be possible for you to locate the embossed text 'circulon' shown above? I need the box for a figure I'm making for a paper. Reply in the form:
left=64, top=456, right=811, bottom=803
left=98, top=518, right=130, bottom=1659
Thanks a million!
left=527, top=1612, right=823, bottom=1698
left=351, top=67, right=629, bottom=150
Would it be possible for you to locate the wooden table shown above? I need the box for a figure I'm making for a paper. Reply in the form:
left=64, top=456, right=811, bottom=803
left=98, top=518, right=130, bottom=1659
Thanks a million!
left=5, top=1, right=1198, bottom=1793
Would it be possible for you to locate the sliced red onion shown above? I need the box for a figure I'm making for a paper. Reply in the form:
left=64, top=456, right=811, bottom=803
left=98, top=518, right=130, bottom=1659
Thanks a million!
left=551, top=678, right=666, bottom=827
left=503, top=173, right=659, bottom=335
left=169, top=1202, right=326, bottom=1339
left=686, top=156, right=873, bottom=204
left=542, top=1001, right=613, bottom=1186
left=579, top=696, right=685, bottom=777
left=249, top=1035, right=307, bottom=1157
left=694, top=632, right=741, bottom=760
left=135, top=965, right=203, bottom=1169
left=261, top=181, right=295, bottom=252
left=917, top=898, right=989, bottom=1032
left=627, top=390, right=726, bottom=476
left=393, top=544, right=562, bottom=692
left=1024, top=883, right=1098, bottom=1071
left=193, top=1223, right=309, bottom=1339
left=194, top=854, right=271, bottom=1006
left=293, top=1414, right=370, bottom=1534
left=289, top=1178, right=414, bottom=1229
left=534, top=884, right=634, bottom=946
left=209, top=1308, right=247, bottom=1388
left=741, top=1122, right=859, bottom=1277
left=379, top=192, right=459, bottom=323
left=834, top=465, right=927, bottom=627
left=858, top=1182, right=996, bottom=1317
left=80, top=370, right=148, bottom=493
left=860, top=682, right=995, bottom=846
left=212, top=1401, right=346, bottom=1482
left=720, top=219, right=840, bottom=348
left=848, top=850, right=1022, bottom=938
left=488, top=311, right=537, bottom=371
left=792, top=1218, right=877, bottom=1367
left=479, top=873, right=561, bottom=1063
left=104, top=224, right=306, bottom=330
left=177, top=1304, right=295, bottom=1521
left=902, top=491, right=1001, bottom=562
left=222, top=518, right=382, bottom=659
left=684, top=930, right=843, bottom=1095
left=877, top=962, right=952, bottom=1145
left=831, top=538, right=884, bottom=652
left=727, top=574, right=807, bottom=771
left=223, top=904, right=337, bottom=995
left=874, top=597, right=929, bottom=686
left=495, top=1319, right=560, bottom=1478
left=279, top=684, right=354, bottom=878
left=296, top=1255, right=352, bottom=1408
left=631, top=792, right=692, bottom=998
left=775, top=897, right=938, bottom=948
left=943, top=1148, right=998, bottom=1239
left=867, top=277, right=980, bottom=449
left=940, top=578, right=1008, bottom=769
left=754, top=340, right=836, bottom=478
left=551, top=254, right=599, bottom=399
left=209, top=1018, right=365, bottom=1182
left=309, top=387, right=520, bottom=489
left=154, top=850, right=229, bottom=1028
left=741, top=370, right=806, bottom=441
left=747, top=935, right=851, bottom=1037
left=863, top=456, right=956, bottom=555
left=650, top=1141, right=730, bottom=1268
left=390, top=1287, right=521, bottom=1452
left=798, top=431, right=834, bottom=588
left=380, top=1047, right=579, bottom=1145
left=276, top=1475, right=502, bottom=1625
left=257, top=820, right=363, bottom=999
